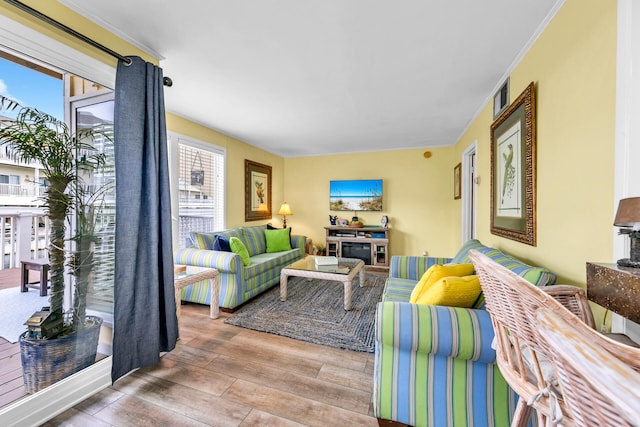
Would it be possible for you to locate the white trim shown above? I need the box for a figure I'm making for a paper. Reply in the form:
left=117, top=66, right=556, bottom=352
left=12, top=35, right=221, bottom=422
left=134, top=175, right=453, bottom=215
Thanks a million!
left=612, top=0, right=640, bottom=339
left=0, top=357, right=112, bottom=427
left=0, top=13, right=115, bottom=88
left=461, top=141, right=477, bottom=243
left=57, top=0, right=164, bottom=60
left=454, top=0, right=566, bottom=145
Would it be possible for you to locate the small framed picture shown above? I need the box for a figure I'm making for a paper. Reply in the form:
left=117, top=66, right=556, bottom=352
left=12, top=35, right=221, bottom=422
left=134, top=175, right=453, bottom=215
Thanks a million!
left=493, top=78, right=510, bottom=119
left=454, top=163, right=462, bottom=200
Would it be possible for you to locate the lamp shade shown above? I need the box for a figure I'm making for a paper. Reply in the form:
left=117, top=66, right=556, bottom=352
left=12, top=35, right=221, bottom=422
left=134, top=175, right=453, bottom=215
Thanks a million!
left=614, top=197, right=640, bottom=227
left=278, top=202, right=293, bottom=216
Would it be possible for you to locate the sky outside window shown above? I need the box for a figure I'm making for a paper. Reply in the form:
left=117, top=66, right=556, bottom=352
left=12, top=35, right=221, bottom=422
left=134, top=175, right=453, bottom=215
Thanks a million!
left=0, top=57, right=63, bottom=120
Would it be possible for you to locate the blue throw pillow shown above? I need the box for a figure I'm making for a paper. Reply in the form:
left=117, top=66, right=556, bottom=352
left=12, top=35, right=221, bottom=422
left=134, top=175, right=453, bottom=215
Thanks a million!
left=213, top=235, right=231, bottom=252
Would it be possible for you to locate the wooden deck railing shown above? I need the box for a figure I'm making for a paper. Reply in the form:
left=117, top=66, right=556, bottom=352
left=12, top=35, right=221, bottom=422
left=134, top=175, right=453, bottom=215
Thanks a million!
left=0, top=207, right=48, bottom=269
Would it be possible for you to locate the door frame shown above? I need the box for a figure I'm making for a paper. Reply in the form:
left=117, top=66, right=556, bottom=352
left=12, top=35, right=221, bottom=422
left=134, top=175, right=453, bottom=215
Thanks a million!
left=461, top=141, right=477, bottom=243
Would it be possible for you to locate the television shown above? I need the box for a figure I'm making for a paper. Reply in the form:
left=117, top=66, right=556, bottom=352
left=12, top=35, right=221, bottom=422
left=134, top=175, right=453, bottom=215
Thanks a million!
left=329, top=179, right=383, bottom=211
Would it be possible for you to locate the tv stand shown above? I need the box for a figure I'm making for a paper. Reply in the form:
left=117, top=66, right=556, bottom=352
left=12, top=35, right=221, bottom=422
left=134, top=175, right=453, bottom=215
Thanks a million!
left=325, top=226, right=389, bottom=271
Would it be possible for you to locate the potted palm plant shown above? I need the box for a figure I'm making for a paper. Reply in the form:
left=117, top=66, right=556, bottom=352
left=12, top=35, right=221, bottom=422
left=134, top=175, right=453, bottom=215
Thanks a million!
left=0, top=95, right=106, bottom=393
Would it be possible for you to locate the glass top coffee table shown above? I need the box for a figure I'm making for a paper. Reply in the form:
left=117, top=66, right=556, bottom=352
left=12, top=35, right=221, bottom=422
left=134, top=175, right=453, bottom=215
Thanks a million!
left=279, top=256, right=365, bottom=310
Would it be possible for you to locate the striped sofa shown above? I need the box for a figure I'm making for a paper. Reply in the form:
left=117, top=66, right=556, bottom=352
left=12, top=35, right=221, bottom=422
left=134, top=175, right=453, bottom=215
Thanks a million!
left=174, top=226, right=306, bottom=310
left=374, top=239, right=557, bottom=427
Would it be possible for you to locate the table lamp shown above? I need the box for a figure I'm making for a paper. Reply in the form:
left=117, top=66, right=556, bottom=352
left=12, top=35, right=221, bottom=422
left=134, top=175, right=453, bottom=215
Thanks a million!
left=614, top=197, right=640, bottom=267
left=278, top=202, right=293, bottom=228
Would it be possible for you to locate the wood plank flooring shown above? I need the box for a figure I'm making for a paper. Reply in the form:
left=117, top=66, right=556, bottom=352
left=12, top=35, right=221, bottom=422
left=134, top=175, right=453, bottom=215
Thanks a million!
left=0, top=268, right=31, bottom=407
left=42, top=303, right=378, bottom=426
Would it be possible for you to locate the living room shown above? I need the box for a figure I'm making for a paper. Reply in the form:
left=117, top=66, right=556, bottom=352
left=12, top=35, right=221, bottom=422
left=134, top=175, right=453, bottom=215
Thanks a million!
left=0, top=0, right=639, bottom=425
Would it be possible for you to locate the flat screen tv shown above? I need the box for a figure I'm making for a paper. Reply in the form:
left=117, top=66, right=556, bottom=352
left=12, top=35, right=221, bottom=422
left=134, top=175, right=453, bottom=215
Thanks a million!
left=329, top=179, right=383, bottom=211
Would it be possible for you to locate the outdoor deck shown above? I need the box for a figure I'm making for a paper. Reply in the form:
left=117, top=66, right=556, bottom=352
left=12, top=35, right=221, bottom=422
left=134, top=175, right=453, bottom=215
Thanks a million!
left=0, top=268, right=29, bottom=408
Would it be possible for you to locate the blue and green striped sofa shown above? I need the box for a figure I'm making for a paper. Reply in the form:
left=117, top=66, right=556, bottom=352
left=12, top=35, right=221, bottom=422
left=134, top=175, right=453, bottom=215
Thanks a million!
left=374, top=239, right=557, bottom=427
left=174, top=225, right=306, bottom=310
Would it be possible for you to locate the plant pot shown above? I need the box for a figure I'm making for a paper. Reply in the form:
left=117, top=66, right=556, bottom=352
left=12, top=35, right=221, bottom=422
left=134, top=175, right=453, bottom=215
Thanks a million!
left=19, top=316, right=103, bottom=394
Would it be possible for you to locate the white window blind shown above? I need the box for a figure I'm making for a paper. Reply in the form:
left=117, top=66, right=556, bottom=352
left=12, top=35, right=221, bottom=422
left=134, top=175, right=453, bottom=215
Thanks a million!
left=177, top=141, right=225, bottom=248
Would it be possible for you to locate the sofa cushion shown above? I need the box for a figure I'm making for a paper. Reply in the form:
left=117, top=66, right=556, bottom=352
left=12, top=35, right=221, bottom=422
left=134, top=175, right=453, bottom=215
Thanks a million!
left=241, top=226, right=268, bottom=256
left=192, top=232, right=213, bottom=250
left=230, top=237, right=251, bottom=266
left=244, top=248, right=303, bottom=280
left=451, top=239, right=557, bottom=286
left=265, top=228, right=292, bottom=253
left=409, top=263, right=475, bottom=303
left=381, top=277, right=416, bottom=302
left=188, top=229, right=242, bottom=250
left=414, top=275, right=482, bottom=307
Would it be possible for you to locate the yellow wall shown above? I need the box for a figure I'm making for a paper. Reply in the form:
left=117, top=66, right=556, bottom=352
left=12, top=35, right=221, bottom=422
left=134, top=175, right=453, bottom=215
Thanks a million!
left=167, top=114, right=285, bottom=228
left=284, top=147, right=459, bottom=257
left=455, top=0, right=617, bottom=321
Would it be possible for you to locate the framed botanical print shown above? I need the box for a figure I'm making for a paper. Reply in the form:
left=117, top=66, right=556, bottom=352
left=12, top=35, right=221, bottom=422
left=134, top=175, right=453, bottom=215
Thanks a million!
left=490, top=82, right=536, bottom=246
left=454, top=162, right=461, bottom=200
left=244, top=159, right=272, bottom=221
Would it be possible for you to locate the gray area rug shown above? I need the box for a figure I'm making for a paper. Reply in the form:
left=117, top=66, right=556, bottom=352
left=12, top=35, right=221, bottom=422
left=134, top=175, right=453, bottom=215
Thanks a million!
left=225, top=273, right=387, bottom=352
left=0, top=287, right=49, bottom=343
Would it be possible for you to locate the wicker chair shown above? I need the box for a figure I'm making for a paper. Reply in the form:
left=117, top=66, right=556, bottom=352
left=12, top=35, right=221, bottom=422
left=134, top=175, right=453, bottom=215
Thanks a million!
left=469, top=250, right=596, bottom=426
left=537, top=307, right=640, bottom=427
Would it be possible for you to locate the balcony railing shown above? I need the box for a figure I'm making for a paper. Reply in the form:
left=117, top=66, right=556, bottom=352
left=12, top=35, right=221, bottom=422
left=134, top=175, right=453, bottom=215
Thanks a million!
left=0, top=207, right=49, bottom=269
left=0, top=183, right=44, bottom=198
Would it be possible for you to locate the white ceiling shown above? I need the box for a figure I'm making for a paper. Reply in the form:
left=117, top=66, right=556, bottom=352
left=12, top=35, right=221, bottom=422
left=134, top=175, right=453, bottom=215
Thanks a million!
left=60, top=0, right=561, bottom=157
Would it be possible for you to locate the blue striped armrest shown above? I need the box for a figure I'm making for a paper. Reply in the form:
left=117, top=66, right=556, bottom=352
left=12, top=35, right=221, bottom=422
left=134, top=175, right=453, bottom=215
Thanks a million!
left=291, top=235, right=306, bottom=250
left=174, top=247, right=241, bottom=273
left=389, top=256, right=452, bottom=281
left=376, top=301, right=496, bottom=363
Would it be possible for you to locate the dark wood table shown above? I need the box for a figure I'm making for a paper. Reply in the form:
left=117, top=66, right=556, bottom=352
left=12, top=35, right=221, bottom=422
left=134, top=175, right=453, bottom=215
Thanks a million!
left=21, top=258, right=50, bottom=297
left=586, top=262, right=640, bottom=324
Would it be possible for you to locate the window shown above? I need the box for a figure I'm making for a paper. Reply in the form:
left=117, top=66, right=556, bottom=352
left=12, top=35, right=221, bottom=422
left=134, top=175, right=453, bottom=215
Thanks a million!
left=172, top=136, right=225, bottom=248
left=72, top=94, right=115, bottom=315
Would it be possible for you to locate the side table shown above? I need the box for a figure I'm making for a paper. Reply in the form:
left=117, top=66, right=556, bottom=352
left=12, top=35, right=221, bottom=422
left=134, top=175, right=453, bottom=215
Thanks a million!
left=21, top=259, right=50, bottom=297
left=586, top=262, right=640, bottom=324
left=174, top=266, right=220, bottom=320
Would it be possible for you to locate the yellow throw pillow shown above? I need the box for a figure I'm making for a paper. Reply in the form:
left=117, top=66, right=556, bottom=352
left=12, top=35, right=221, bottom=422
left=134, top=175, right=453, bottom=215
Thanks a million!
left=414, top=275, right=482, bottom=308
left=409, top=263, right=475, bottom=303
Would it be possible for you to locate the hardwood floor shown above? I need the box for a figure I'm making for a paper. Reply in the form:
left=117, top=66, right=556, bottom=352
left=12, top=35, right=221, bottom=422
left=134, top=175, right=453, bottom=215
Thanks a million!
left=42, top=303, right=378, bottom=426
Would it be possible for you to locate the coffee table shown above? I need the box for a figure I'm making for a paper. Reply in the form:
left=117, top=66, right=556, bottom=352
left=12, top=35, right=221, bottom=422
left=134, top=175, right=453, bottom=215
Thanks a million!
left=174, top=266, right=220, bottom=319
left=280, top=256, right=365, bottom=310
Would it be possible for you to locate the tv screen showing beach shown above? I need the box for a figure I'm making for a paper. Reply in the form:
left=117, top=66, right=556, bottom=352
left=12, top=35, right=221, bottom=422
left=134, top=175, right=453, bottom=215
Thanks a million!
left=329, top=179, right=383, bottom=211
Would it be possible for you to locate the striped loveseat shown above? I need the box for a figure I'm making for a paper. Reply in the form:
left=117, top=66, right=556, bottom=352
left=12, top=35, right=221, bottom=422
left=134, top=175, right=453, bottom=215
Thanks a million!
left=374, top=239, right=557, bottom=427
left=174, top=226, right=306, bottom=310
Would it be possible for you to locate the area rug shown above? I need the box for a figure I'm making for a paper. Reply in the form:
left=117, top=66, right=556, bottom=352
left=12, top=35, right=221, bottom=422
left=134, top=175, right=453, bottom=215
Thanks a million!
left=225, top=273, right=387, bottom=352
left=0, top=287, right=50, bottom=343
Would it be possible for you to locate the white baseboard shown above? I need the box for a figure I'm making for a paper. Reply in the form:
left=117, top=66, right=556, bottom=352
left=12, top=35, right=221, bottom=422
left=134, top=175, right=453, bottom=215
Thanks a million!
left=0, top=357, right=112, bottom=427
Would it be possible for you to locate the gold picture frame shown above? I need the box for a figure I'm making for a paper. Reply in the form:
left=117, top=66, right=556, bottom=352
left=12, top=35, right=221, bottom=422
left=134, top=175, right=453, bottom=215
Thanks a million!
left=244, top=159, right=272, bottom=221
left=454, top=162, right=461, bottom=200
left=490, top=82, right=536, bottom=246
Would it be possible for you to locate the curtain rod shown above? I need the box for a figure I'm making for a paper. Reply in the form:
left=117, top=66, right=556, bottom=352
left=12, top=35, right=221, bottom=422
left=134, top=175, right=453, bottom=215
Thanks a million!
left=4, top=0, right=173, bottom=87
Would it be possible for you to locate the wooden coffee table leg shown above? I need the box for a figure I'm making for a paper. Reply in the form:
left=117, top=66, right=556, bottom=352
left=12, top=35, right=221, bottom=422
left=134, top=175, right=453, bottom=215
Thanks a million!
left=280, top=272, right=288, bottom=301
left=359, top=265, right=366, bottom=287
left=344, top=280, right=352, bottom=310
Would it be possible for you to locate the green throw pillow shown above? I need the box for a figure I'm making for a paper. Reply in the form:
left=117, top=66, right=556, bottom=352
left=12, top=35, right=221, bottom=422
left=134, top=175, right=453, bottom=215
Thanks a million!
left=230, top=236, right=251, bottom=266
left=265, top=228, right=292, bottom=253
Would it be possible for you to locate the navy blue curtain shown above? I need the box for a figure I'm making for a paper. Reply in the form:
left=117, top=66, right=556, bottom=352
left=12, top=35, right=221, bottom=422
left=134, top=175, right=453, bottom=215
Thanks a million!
left=112, top=56, right=178, bottom=382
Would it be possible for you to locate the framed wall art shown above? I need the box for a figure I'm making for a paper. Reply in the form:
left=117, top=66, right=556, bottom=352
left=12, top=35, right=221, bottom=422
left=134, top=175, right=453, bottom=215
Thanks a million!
left=490, top=82, right=536, bottom=246
left=454, top=162, right=461, bottom=200
left=244, top=159, right=272, bottom=221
